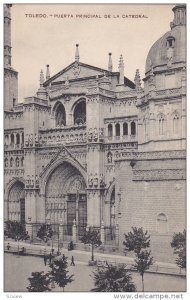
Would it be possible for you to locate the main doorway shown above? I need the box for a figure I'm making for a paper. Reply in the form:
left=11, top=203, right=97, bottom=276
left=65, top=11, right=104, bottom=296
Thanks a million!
left=45, top=162, right=87, bottom=238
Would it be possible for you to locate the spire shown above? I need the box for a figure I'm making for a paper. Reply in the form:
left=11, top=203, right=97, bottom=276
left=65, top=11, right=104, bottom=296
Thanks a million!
left=134, top=69, right=142, bottom=92
left=118, top=55, right=124, bottom=85
left=40, top=70, right=45, bottom=86
left=46, top=64, right=50, bottom=80
left=170, top=5, right=186, bottom=29
left=4, top=4, right=12, bottom=67
left=75, top=44, right=80, bottom=62
left=37, top=70, right=47, bottom=100
left=108, top=53, right=113, bottom=72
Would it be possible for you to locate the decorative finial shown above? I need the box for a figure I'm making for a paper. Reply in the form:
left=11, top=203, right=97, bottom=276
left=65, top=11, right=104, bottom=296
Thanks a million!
left=134, top=69, right=142, bottom=92
left=37, top=69, right=48, bottom=100
left=108, top=52, right=113, bottom=72
left=75, top=43, right=80, bottom=62
left=40, top=70, right=45, bottom=86
left=46, top=64, right=50, bottom=80
left=118, top=55, right=124, bottom=85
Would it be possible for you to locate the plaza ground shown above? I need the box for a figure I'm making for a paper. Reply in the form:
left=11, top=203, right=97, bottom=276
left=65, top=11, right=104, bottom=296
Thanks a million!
left=4, top=253, right=186, bottom=292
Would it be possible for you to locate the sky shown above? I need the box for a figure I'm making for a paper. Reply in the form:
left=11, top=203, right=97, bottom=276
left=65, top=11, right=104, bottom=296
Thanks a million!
left=10, top=4, right=174, bottom=102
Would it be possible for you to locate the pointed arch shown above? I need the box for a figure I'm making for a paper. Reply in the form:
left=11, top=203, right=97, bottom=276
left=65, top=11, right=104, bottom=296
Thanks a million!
left=123, top=122, right=128, bottom=136
left=53, top=101, right=66, bottom=126
left=7, top=180, right=25, bottom=223
left=131, top=121, right=136, bottom=135
left=172, top=110, right=180, bottom=134
left=108, top=124, right=113, bottom=137
left=72, top=98, right=86, bottom=125
left=157, top=113, right=166, bottom=135
left=115, top=123, right=120, bottom=136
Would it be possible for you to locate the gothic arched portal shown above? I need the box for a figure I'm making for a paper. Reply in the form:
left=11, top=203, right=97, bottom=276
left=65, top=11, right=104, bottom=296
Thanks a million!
left=8, top=181, right=25, bottom=223
left=45, top=162, right=87, bottom=236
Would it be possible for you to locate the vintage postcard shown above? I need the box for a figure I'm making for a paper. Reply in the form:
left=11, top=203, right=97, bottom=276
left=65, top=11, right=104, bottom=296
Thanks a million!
left=4, top=3, right=186, bottom=296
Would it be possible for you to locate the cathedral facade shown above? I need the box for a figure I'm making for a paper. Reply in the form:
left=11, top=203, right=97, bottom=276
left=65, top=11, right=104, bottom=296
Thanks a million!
left=4, top=4, right=186, bottom=262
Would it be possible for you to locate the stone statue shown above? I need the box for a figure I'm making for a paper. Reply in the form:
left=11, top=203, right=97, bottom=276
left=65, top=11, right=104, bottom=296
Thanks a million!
left=88, top=128, right=93, bottom=142
left=93, top=128, right=98, bottom=142
left=100, top=173, right=104, bottom=187
left=94, top=173, right=98, bottom=186
left=107, top=152, right=112, bottom=163
left=88, top=173, right=93, bottom=187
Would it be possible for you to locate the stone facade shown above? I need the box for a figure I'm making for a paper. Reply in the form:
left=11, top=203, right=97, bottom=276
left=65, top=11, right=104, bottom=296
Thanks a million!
left=4, top=4, right=186, bottom=262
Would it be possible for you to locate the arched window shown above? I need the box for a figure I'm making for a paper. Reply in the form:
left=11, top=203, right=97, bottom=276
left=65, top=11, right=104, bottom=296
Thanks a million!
left=115, top=123, right=120, bottom=136
left=22, top=132, right=24, bottom=145
left=131, top=121, right=136, bottom=135
left=55, top=102, right=66, bottom=126
left=166, top=36, right=175, bottom=48
left=4, top=158, right=8, bottom=168
left=158, top=115, right=165, bottom=135
left=10, top=134, right=14, bottom=146
left=157, top=213, right=167, bottom=234
left=123, top=123, right=128, bottom=136
left=5, top=135, right=9, bottom=146
left=73, top=100, right=86, bottom=125
left=108, top=124, right=113, bottom=137
left=16, top=133, right=20, bottom=144
left=15, top=157, right=19, bottom=167
left=10, top=157, right=14, bottom=167
left=173, top=113, right=180, bottom=134
left=21, top=157, right=24, bottom=167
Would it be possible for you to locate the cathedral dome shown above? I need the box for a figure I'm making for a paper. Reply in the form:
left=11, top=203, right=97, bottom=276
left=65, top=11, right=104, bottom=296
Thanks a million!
left=145, top=5, right=186, bottom=74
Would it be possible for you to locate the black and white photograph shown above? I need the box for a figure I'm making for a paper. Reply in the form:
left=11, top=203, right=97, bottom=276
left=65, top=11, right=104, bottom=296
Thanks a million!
left=3, top=2, right=187, bottom=296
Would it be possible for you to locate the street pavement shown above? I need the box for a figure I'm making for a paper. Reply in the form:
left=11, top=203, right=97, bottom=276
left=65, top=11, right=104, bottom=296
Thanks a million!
left=4, top=253, right=186, bottom=292
left=4, top=239, right=186, bottom=276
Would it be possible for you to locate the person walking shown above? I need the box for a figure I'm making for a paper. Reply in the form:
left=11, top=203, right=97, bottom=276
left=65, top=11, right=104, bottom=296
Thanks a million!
left=7, top=243, right=11, bottom=251
left=70, top=255, right=75, bottom=266
left=44, top=254, right=47, bottom=266
left=49, top=252, right=52, bottom=265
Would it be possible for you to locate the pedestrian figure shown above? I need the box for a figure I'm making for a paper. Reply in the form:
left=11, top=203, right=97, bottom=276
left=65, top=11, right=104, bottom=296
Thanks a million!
left=70, top=255, right=75, bottom=266
left=49, top=252, right=52, bottom=265
left=7, top=243, right=11, bottom=251
left=44, top=255, right=47, bottom=266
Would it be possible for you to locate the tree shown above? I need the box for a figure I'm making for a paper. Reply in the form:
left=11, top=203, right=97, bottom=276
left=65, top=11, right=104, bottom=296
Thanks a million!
left=133, top=250, right=153, bottom=292
left=27, top=271, right=51, bottom=292
left=91, top=262, right=136, bottom=292
left=81, top=226, right=102, bottom=262
left=48, top=254, right=74, bottom=291
left=37, top=224, right=53, bottom=243
left=4, top=220, right=29, bottom=254
left=171, top=229, right=186, bottom=269
left=123, top=227, right=153, bottom=292
left=123, top=227, right=151, bottom=254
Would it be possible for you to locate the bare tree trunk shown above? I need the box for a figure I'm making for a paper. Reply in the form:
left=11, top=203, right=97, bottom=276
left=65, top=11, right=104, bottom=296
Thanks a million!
left=92, top=244, right=94, bottom=261
left=142, top=273, right=144, bottom=292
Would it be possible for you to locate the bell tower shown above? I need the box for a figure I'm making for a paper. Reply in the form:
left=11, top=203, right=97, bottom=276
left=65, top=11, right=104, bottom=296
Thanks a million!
left=4, top=4, right=18, bottom=111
